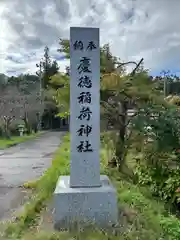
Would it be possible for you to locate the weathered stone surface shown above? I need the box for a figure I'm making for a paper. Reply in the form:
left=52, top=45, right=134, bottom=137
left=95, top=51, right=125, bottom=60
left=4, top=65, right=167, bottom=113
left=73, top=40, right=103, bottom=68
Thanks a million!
left=69, top=27, right=101, bottom=188
left=53, top=175, right=118, bottom=230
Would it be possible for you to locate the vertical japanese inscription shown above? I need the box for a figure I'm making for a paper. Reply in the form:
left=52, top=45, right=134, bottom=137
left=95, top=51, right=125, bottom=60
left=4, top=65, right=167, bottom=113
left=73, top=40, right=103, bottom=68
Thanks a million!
left=70, top=27, right=100, bottom=187
left=74, top=40, right=97, bottom=153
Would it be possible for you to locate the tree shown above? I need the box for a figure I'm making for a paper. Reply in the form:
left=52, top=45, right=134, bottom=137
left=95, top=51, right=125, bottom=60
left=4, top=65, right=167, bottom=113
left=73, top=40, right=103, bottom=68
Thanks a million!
left=49, top=73, right=70, bottom=117
left=100, top=59, right=166, bottom=169
left=0, top=74, right=8, bottom=89
left=19, top=89, right=44, bottom=134
left=7, top=74, right=39, bottom=95
left=54, top=38, right=124, bottom=112
left=50, top=60, right=59, bottom=76
left=0, top=86, right=23, bottom=138
left=100, top=44, right=119, bottom=74
left=153, top=72, right=180, bottom=96
left=7, top=75, right=23, bottom=89
left=167, top=76, right=180, bottom=95
left=65, top=66, right=70, bottom=76
left=57, top=39, right=70, bottom=58
left=55, top=39, right=171, bottom=172
left=0, top=84, right=45, bottom=137
left=42, top=46, right=52, bottom=89
left=134, top=97, right=180, bottom=204
left=36, top=46, right=59, bottom=89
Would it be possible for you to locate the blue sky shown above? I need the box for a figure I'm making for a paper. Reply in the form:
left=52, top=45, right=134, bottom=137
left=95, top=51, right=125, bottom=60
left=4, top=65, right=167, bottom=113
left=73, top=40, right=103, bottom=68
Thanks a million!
left=1, top=0, right=180, bottom=77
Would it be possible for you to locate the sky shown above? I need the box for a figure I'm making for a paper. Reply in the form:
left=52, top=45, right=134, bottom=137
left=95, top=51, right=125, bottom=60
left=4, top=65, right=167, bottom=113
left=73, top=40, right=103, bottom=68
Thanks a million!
left=0, top=0, right=180, bottom=77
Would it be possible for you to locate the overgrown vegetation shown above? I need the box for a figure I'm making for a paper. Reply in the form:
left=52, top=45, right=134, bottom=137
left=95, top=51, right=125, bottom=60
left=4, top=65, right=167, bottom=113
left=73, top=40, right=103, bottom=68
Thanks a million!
left=52, top=38, right=180, bottom=211
left=0, top=131, right=43, bottom=149
left=3, top=134, right=180, bottom=240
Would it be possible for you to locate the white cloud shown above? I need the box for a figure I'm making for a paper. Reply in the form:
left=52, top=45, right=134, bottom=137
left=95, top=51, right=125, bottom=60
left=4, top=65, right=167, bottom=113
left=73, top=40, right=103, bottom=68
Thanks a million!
left=0, top=0, right=180, bottom=76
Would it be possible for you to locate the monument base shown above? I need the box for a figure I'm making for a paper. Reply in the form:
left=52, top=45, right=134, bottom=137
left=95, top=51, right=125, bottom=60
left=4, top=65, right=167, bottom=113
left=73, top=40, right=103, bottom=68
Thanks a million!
left=53, top=175, right=118, bottom=230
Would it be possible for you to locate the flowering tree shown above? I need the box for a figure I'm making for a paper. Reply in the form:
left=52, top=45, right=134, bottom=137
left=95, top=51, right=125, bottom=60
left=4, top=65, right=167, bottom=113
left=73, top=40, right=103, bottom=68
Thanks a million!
left=20, top=89, right=44, bottom=133
left=0, top=86, right=23, bottom=138
left=0, top=86, right=44, bottom=137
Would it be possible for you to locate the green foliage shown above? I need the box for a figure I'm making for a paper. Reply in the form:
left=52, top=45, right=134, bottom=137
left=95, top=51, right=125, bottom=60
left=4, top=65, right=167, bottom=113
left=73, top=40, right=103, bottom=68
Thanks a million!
left=57, top=39, right=70, bottom=58
left=154, top=73, right=180, bottom=95
left=134, top=112, right=180, bottom=203
left=0, top=132, right=43, bottom=149
left=50, top=73, right=70, bottom=115
left=100, top=43, right=120, bottom=74
left=36, top=46, right=59, bottom=89
left=131, top=101, right=180, bottom=208
left=56, top=38, right=171, bottom=171
left=135, top=162, right=180, bottom=205
left=101, top=67, right=167, bottom=169
left=5, top=134, right=180, bottom=240
left=133, top=105, right=180, bottom=151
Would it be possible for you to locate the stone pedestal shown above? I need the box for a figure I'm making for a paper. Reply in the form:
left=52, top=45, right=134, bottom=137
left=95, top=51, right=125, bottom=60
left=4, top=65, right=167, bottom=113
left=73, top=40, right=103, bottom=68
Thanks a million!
left=53, top=175, right=118, bottom=230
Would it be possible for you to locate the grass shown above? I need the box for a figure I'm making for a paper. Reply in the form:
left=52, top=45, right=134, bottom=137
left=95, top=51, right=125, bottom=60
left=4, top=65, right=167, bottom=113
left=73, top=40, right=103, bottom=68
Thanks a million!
left=0, top=131, right=44, bottom=149
left=3, top=134, right=180, bottom=239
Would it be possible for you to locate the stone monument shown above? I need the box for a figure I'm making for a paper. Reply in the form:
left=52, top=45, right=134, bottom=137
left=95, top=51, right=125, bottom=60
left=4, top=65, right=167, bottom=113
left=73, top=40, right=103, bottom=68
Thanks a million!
left=53, top=27, right=118, bottom=230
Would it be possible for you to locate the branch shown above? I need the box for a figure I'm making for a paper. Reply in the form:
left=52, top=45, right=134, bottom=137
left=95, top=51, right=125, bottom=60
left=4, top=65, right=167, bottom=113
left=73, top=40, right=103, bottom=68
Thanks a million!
left=101, top=101, right=120, bottom=123
left=130, top=58, right=144, bottom=76
left=125, top=127, right=133, bottom=145
left=116, top=58, right=143, bottom=76
left=125, top=112, right=139, bottom=127
left=116, top=61, right=138, bottom=70
left=101, top=100, right=117, bottom=111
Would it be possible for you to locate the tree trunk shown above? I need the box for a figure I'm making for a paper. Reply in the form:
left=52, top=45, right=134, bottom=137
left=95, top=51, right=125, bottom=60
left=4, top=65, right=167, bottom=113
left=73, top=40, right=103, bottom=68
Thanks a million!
left=23, top=116, right=31, bottom=135
left=115, top=102, right=128, bottom=170
left=33, top=123, right=38, bottom=133
left=115, top=125, right=126, bottom=168
left=4, top=118, right=11, bottom=139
